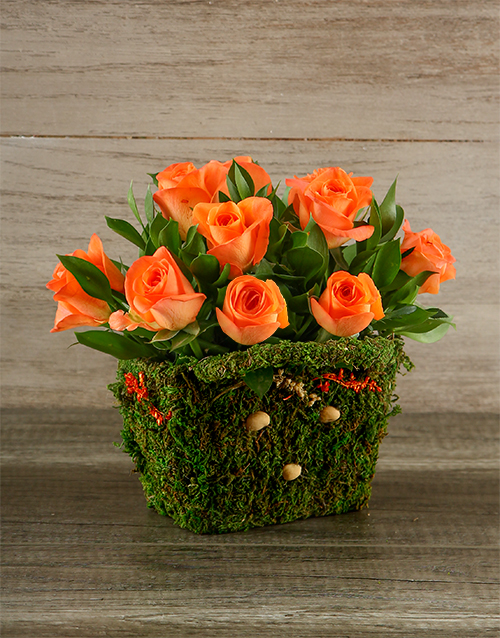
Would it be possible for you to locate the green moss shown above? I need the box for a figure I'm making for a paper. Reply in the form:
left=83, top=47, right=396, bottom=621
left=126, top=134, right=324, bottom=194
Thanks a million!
left=109, top=336, right=411, bottom=534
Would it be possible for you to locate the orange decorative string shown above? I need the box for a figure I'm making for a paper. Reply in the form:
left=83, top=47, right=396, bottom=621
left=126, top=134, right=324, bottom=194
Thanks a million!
left=316, top=369, right=382, bottom=394
left=124, top=372, right=148, bottom=402
left=124, top=372, right=172, bottom=425
left=149, top=405, right=171, bottom=426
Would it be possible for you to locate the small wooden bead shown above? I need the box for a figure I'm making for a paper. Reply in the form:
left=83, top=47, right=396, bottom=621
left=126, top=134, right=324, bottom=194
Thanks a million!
left=320, top=406, right=341, bottom=423
left=245, top=411, right=271, bottom=432
left=282, top=463, right=302, bottom=481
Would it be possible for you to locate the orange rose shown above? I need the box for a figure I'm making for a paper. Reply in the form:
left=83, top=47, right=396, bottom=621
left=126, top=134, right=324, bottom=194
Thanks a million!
left=156, top=161, right=197, bottom=190
left=46, top=234, right=125, bottom=333
left=286, top=167, right=374, bottom=248
left=311, top=271, right=384, bottom=337
left=109, top=246, right=206, bottom=332
left=216, top=275, right=289, bottom=345
left=192, top=197, right=273, bottom=278
left=400, top=220, right=456, bottom=294
left=153, top=160, right=226, bottom=240
left=153, top=157, right=273, bottom=240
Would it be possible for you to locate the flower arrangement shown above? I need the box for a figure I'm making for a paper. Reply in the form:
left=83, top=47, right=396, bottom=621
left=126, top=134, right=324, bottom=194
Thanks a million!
left=47, top=156, right=455, bottom=365
left=47, top=156, right=456, bottom=534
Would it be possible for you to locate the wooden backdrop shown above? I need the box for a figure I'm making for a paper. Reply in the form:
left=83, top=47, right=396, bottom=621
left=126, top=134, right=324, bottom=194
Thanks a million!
left=1, top=0, right=498, bottom=414
left=2, top=3, right=499, bottom=637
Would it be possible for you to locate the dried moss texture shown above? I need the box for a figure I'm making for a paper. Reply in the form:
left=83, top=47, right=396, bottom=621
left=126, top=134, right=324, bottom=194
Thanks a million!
left=109, top=337, right=411, bottom=534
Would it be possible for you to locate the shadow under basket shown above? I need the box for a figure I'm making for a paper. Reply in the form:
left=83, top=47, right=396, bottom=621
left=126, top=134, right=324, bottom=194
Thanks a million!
left=109, top=336, right=411, bottom=534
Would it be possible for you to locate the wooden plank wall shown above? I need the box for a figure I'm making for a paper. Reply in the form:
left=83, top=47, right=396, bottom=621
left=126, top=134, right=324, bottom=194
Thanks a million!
left=1, top=0, right=499, bottom=413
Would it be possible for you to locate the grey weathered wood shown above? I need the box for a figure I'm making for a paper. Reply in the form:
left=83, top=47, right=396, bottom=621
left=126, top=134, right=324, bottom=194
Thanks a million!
left=1, top=0, right=499, bottom=635
left=1, top=137, right=498, bottom=411
left=1, top=411, right=499, bottom=637
left=1, top=0, right=498, bottom=141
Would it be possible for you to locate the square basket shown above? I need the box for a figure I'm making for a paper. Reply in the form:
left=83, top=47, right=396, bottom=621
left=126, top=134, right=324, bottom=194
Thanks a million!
left=109, top=336, right=410, bottom=534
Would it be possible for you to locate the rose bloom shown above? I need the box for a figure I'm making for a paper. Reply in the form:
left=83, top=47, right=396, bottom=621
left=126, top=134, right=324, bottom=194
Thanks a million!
left=109, top=246, right=206, bottom=332
left=286, top=167, right=374, bottom=249
left=311, top=271, right=384, bottom=337
left=216, top=276, right=289, bottom=345
left=400, top=220, right=456, bottom=294
left=192, top=197, right=273, bottom=279
left=153, top=156, right=273, bottom=240
left=47, top=234, right=125, bottom=333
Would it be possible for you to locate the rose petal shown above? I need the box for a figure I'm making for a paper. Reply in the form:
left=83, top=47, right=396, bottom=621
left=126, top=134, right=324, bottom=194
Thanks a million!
left=216, top=308, right=280, bottom=345
left=150, top=293, right=206, bottom=331
left=311, top=298, right=374, bottom=337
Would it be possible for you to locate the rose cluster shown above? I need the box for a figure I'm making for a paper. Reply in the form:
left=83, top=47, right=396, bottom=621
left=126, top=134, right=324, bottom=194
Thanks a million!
left=47, top=157, right=455, bottom=360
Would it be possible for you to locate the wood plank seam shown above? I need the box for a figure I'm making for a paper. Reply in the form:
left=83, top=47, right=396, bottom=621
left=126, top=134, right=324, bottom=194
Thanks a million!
left=0, top=134, right=486, bottom=144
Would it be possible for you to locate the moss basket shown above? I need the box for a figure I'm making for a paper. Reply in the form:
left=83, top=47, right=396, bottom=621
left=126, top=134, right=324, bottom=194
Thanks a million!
left=109, top=336, right=411, bottom=534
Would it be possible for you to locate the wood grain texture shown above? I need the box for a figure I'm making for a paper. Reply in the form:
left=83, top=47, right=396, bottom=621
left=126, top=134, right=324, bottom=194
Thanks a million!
left=1, top=1, right=498, bottom=635
left=1, top=0, right=498, bottom=141
left=1, top=410, right=499, bottom=637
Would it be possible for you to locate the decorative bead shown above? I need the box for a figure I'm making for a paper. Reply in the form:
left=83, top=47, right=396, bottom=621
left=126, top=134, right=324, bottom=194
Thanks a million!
left=245, top=411, right=271, bottom=432
left=282, top=463, right=302, bottom=481
left=320, top=406, right=341, bottom=423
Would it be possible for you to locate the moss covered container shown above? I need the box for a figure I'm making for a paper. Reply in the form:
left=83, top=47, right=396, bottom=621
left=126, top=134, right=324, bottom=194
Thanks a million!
left=109, top=336, right=410, bottom=534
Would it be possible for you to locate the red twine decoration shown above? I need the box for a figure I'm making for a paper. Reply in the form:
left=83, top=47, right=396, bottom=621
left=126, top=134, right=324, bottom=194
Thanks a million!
left=124, top=372, right=171, bottom=425
left=316, top=369, right=382, bottom=394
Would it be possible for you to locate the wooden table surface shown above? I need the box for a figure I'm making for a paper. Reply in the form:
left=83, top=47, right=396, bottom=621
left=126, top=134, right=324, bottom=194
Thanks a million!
left=1, top=0, right=499, bottom=636
left=2, top=409, right=499, bottom=637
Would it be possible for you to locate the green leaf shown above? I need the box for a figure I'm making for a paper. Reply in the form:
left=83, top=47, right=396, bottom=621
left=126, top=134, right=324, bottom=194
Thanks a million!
left=371, top=239, right=402, bottom=289
left=183, top=320, right=200, bottom=336
left=380, top=204, right=405, bottom=243
left=380, top=269, right=411, bottom=293
left=244, top=366, right=274, bottom=399
left=330, top=247, right=350, bottom=270
left=268, top=191, right=287, bottom=219
left=286, top=245, right=325, bottom=287
left=110, top=258, right=128, bottom=274
left=171, top=252, right=194, bottom=282
left=180, top=226, right=206, bottom=266
left=142, top=236, right=157, bottom=256
left=401, top=246, right=415, bottom=259
left=151, top=329, right=179, bottom=342
left=228, top=160, right=255, bottom=200
left=288, top=292, right=311, bottom=314
left=255, top=182, right=271, bottom=197
left=290, top=230, right=308, bottom=249
left=170, top=330, right=198, bottom=351
left=213, top=262, right=231, bottom=287
left=234, top=163, right=254, bottom=199
left=373, top=306, right=433, bottom=333
left=400, top=322, right=453, bottom=343
left=127, top=181, right=144, bottom=228
left=366, top=198, right=382, bottom=250
left=379, top=177, right=398, bottom=237
left=191, top=254, right=220, bottom=284
left=218, top=191, right=231, bottom=203
left=216, top=285, right=228, bottom=307
left=111, top=290, right=128, bottom=311
left=265, top=217, right=288, bottom=262
left=148, top=172, right=159, bottom=187
left=149, top=213, right=169, bottom=248
left=57, top=255, right=114, bottom=303
left=315, top=327, right=340, bottom=343
left=158, top=219, right=181, bottom=255
left=105, top=216, right=145, bottom=250
left=76, top=330, right=155, bottom=359
left=341, top=243, right=357, bottom=266
left=350, top=249, right=377, bottom=275
left=226, top=176, right=241, bottom=203
left=144, top=186, right=155, bottom=224
left=387, top=271, right=435, bottom=307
